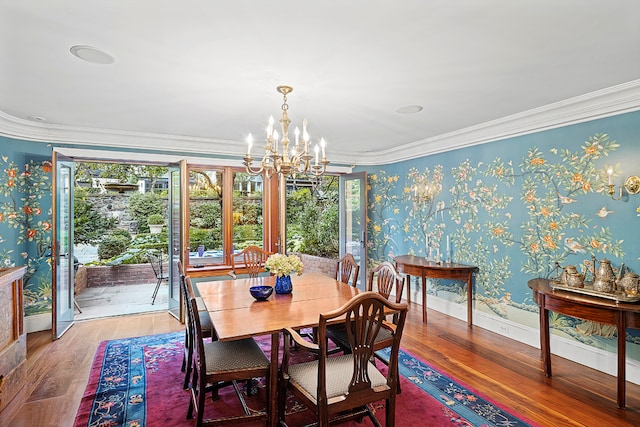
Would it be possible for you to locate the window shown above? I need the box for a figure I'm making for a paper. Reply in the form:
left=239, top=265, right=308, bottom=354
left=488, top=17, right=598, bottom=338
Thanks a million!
left=286, top=174, right=339, bottom=258
left=186, top=166, right=264, bottom=270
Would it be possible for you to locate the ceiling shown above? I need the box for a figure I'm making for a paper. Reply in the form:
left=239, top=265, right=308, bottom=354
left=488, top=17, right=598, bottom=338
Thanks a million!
left=1, top=1, right=640, bottom=165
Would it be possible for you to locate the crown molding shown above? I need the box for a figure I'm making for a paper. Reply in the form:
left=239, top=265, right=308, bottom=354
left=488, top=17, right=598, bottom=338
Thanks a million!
left=351, top=79, right=640, bottom=165
left=2, top=79, right=640, bottom=166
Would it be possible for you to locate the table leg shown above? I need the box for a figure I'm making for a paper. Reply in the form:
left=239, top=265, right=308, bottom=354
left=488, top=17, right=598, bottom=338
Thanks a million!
left=405, top=274, right=411, bottom=305
left=421, top=273, right=427, bottom=323
left=269, top=333, right=279, bottom=427
left=617, top=311, right=626, bottom=409
left=540, top=298, right=552, bottom=377
left=466, top=272, right=473, bottom=327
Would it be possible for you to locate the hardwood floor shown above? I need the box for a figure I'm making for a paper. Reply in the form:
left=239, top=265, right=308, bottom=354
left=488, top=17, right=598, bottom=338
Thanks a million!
left=2, top=305, right=640, bottom=426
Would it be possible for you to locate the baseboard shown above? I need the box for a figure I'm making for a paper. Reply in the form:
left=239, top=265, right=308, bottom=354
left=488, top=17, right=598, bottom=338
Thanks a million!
left=424, top=294, right=640, bottom=386
left=25, top=313, right=51, bottom=333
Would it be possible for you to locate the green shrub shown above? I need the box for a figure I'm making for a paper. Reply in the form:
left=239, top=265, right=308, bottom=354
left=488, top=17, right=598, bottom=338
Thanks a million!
left=98, top=235, right=130, bottom=260
left=189, top=228, right=222, bottom=251
left=147, top=213, right=164, bottom=225
left=233, top=224, right=262, bottom=242
left=109, top=228, right=132, bottom=242
left=128, top=192, right=164, bottom=233
left=190, top=203, right=221, bottom=229
left=73, top=188, right=116, bottom=245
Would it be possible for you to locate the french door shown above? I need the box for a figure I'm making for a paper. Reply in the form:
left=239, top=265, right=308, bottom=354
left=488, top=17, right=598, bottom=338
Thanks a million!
left=167, top=161, right=185, bottom=320
left=339, top=171, right=367, bottom=287
left=52, top=152, right=75, bottom=339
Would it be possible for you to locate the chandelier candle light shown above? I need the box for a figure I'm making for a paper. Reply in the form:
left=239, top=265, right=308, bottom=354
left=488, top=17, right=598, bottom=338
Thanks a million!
left=243, top=85, right=329, bottom=178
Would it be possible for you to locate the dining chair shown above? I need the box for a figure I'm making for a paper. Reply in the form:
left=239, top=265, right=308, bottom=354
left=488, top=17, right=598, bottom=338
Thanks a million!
left=178, top=263, right=215, bottom=390
left=228, top=245, right=273, bottom=279
left=279, top=291, right=408, bottom=427
left=327, top=261, right=406, bottom=392
left=147, top=251, right=168, bottom=304
left=335, top=253, right=360, bottom=286
left=185, top=277, right=271, bottom=426
left=314, top=253, right=361, bottom=347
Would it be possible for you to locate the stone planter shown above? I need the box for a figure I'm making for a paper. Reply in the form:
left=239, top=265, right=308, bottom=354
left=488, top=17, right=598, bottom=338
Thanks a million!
left=149, top=224, right=163, bottom=234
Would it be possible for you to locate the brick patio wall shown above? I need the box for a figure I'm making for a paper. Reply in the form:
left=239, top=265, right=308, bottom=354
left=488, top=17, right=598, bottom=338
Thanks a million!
left=75, top=265, right=88, bottom=294
left=85, top=264, right=159, bottom=287
left=295, top=253, right=338, bottom=277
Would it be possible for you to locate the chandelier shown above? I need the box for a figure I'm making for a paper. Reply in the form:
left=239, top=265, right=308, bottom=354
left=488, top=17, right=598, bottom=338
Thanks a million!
left=243, top=85, right=328, bottom=178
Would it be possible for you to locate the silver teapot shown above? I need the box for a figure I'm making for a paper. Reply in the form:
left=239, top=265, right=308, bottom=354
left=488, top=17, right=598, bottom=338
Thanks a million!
left=557, top=264, right=579, bottom=284
left=592, top=257, right=618, bottom=293
left=618, top=269, right=639, bottom=295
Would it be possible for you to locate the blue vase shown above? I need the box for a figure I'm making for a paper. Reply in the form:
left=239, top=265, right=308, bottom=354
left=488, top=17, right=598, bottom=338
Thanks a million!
left=275, top=275, right=292, bottom=294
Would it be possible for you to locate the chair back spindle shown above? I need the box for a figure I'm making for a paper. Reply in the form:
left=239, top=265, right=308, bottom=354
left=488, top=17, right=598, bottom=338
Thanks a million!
left=335, top=253, right=360, bottom=287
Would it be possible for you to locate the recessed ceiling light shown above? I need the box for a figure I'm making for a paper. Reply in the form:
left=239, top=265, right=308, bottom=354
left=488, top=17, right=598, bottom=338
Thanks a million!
left=27, top=115, right=47, bottom=122
left=70, top=45, right=115, bottom=64
left=396, top=105, right=423, bottom=114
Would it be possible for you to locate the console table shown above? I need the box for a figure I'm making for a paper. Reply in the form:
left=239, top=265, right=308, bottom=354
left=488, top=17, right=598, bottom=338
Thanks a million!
left=528, top=277, right=640, bottom=409
left=394, top=255, right=477, bottom=326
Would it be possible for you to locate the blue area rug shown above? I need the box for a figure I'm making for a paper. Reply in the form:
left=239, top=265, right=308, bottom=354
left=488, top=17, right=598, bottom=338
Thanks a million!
left=74, top=332, right=539, bottom=426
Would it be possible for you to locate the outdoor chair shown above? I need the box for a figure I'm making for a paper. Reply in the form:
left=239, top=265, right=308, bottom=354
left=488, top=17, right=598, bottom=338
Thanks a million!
left=327, top=261, right=406, bottom=393
left=228, top=245, right=273, bottom=279
left=147, top=252, right=168, bottom=304
left=279, top=291, right=408, bottom=427
left=186, top=278, right=270, bottom=426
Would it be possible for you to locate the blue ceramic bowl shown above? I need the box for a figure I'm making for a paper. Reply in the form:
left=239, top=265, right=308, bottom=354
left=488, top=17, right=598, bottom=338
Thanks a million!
left=250, top=285, right=273, bottom=301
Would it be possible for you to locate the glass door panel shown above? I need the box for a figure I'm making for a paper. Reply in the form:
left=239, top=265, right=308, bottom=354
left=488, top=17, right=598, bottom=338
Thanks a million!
left=167, top=162, right=182, bottom=319
left=339, top=171, right=367, bottom=287
left=232, top=172, right=264, bottom=252
left=53, top=152, right=74, bottom=339
left=187, top=168, right=224, bottom=267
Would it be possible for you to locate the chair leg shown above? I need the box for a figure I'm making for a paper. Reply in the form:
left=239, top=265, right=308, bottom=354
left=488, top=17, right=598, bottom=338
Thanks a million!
left=151, top=278, right=162, bottom=304
left=183, top=341, right=193, bottom=390
left=277, top=376, right=287, bottom=425
left=386, top=396, right=395, bottom=427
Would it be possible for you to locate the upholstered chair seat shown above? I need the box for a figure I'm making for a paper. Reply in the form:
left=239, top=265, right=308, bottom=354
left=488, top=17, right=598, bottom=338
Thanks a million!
left=287, top=355, right=387, bottom=401
left=203, top=338, right=269, bottom=374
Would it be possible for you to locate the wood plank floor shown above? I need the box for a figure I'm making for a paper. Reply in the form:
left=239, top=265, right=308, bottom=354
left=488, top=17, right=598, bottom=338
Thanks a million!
left=2, top=304, right=640, bottom=426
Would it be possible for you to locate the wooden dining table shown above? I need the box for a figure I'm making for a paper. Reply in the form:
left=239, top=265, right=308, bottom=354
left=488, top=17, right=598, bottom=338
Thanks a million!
left=196, top=271, right=360, bottom=427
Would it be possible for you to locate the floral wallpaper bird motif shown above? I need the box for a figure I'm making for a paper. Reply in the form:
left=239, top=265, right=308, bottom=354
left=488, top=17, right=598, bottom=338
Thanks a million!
left=365, top=132, right=633, bottom=344
left=0, top=156, right=53, bottom=315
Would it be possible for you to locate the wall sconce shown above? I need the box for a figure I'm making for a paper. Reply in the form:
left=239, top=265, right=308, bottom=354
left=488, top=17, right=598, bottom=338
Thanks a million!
left=606, top=166, right=640, bottom=200
left=413, top=175, right=439, bottom=204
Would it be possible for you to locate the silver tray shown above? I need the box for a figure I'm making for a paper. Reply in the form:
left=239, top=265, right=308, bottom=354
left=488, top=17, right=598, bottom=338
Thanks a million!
left=549, top=281, right=640, bottom=303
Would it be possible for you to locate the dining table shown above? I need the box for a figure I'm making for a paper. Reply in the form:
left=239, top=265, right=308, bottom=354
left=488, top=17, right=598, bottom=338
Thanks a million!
left=196, top=271, right=361, bottom=427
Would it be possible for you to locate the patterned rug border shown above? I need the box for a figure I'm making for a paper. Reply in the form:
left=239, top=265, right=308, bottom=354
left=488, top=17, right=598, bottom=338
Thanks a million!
left=78, top=332, right=538, bottom=427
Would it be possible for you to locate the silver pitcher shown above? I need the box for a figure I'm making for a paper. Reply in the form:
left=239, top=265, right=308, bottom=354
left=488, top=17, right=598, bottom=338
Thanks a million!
left=566, top=271, right=585, bottom=288
left=592, top=257, right=617, bottom=293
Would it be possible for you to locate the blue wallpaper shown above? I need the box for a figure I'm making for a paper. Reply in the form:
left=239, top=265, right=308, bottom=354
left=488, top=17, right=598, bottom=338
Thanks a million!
left=358, top=110, right=640, bottom=353
left=0, top=136, right=53, bottom=315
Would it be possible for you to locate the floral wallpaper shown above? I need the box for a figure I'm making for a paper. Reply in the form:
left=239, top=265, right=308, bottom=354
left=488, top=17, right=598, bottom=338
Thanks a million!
left=361, top=109, right=640, bottom=355
left=0, top=152, right=53, bottom=316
